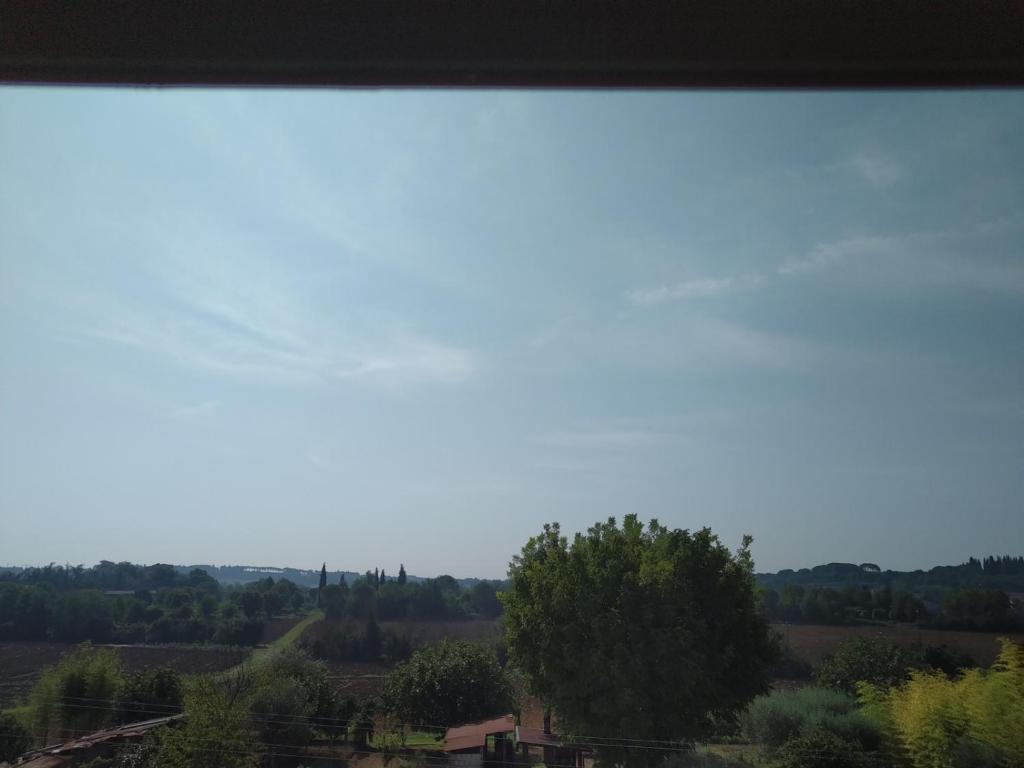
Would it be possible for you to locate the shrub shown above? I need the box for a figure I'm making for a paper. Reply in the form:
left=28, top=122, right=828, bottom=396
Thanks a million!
left=0, top=711, right=30, bottom=762
left=815, top=637, right=923, bottom=694
left=774, top=726, right=874, bottom=768
left=116, top=667, right=183, bottom=723
left=29, top=643, right=125, bottom=742
left=741, top=687, right=857, bottom=749
left=858, top=639, right=1024, bottom=768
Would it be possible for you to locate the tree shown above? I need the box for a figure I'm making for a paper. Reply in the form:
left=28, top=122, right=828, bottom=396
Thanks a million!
left=155, top=672, right=258, bottom=768
left=398, top=564, right=407, bottom=585
left=384, top=639, right=514, bottom=727
left=374, top=567, right=380, bottom=590
left=339, top=573, right=348, bottom=588
left=501, top=517, right=778, bottom=766
left=380, top=569, right=387, bottom=585
left=317, top=563, right=328, bottom=605
left=321, top=584, right=347, bottom=621
left=815, top=637, right=924, bottom=695
left=30, top=643, right=124, bottom=742
left=469, top=581, right=502, bottom=618
left=116, top=667, right=183, bottom=723
left=0, top=711, right=30, bottom=762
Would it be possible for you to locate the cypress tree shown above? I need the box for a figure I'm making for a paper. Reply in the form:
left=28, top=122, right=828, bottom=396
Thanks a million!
left=380, top=569, right=387, bottom=585
left=398, top=564, right=407, bottom=585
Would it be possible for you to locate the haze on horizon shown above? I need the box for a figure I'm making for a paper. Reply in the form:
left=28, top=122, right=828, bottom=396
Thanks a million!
left=1, top=89, right=1023, bottom=580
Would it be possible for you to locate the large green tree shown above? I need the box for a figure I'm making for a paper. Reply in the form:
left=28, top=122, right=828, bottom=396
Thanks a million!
left=501, top=516, right=778, bottom=766
left=383, top=639, right=515, bottom=727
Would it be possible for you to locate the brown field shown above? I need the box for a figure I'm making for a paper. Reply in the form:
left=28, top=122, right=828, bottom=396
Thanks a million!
left=0, top=641, right=250, bottom=707
left=773, top=623, right=1024, bottom=666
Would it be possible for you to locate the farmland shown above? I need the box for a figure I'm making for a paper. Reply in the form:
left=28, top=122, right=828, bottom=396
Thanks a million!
left=773, top=622, right=1024, bottom=666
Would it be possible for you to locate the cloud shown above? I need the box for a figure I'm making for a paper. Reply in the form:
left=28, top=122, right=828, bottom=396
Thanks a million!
left=333, top=335, right=476, bottom=386
left=777, top=224, right=1024, bottom=296
left=626, top=274, right=764, bottom=306
left=846, top=153, right=905, bottom=188
left=777, top=235, right=894, bottom=276
left=68, top=245, right=476, bottom=389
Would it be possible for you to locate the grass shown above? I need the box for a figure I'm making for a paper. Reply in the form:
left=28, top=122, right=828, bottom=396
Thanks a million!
left=371, top=730, right=444, bottom=751
left=269, top=609, right=324, bottom=651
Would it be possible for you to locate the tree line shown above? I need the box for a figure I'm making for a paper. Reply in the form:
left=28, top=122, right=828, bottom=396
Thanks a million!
left=757, top=555, right=1024, bottom=592
left=757, top=582, right=1021, bottom=630
left=317, top=564, right=504, bottom=622
left=0, top=566, right=313, bottom=645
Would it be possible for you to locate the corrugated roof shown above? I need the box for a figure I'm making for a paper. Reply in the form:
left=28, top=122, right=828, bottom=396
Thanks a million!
left=443, top=714, right=515, bottom=752
left=15, top=715, right=181, bottom=764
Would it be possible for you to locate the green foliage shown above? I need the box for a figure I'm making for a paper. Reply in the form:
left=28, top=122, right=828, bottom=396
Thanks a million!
left=321, top=583, right=347, bottom=620
left=116, top=667, right=183, bottom=723
left=939, top=589, right=1016, bottom=631
left=740, top=687, right=880, bottom=751
left=502, top=517, right=778, bottom=766
left=0, top=710, right=30, bottom=762
left=303, top=618, right=412, bottom=663
left=469, top=581, right=502, bottom=618
left=249, top=647, right=343, bottom=749
left=859, top=639, right=1024, bottom=768
left=773, top=725, right=875, bottom=768
left=154, top=673, right=258, bottom=768
left=0, top=564, right=292, bottom=646
left=29, top=643, right=125, bottom=743
left=383, top=639, right=515, bottom=727
left=815, top=637, right=924, bottom=694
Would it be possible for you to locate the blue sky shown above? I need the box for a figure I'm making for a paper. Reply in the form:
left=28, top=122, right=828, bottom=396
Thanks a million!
left=1, top=89, right=1022, bottom=579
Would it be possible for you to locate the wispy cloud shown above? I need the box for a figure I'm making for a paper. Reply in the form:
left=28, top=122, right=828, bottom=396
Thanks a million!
left=846, top=153, right=905, bottom=188
left=333, top=334, right=476, bottom=387
left=626, top=274, right=764, bottom=306
left=66, top=239, right=477, bottom=389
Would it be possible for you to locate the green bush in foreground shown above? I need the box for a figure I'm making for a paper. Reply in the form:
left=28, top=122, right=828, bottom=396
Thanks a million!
left=741, top=687, right=872, bottom=750
left=774, top=726, right=874, bottom=768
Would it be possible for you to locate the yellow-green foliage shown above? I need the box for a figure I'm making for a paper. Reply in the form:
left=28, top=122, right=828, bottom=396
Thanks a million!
left=859, top=639, right=1024, bottom=768
left=962, top=639, right=1024, bottom=766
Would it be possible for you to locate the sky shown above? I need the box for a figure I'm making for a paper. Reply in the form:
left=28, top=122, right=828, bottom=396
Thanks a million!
left=1, top=88, right=1022, bottom=579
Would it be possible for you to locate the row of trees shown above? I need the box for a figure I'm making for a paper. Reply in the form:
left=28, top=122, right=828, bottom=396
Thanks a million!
left=318, top=569, right=503, bottom=622
left=0, top=572, right=314, bottom=645
left=757, top=582, right=1020, bottom=630
left=757, top=555, right=1024, bottom=593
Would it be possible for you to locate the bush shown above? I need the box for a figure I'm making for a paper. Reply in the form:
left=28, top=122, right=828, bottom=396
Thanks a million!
left=858, top=639, right=1024, bottom=768
left=737, top=684, right=880, bottom=757
left=815, top=637, right=923, bottom=694
left=774, top=726, right=874, bottom=768
left=30, top=643, right=125, bottom=743
left=0, top=711, right=30, bottom=762
left=116, top=667, right=183, bottom=723
left=741, top=687, right=857, bottom=749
